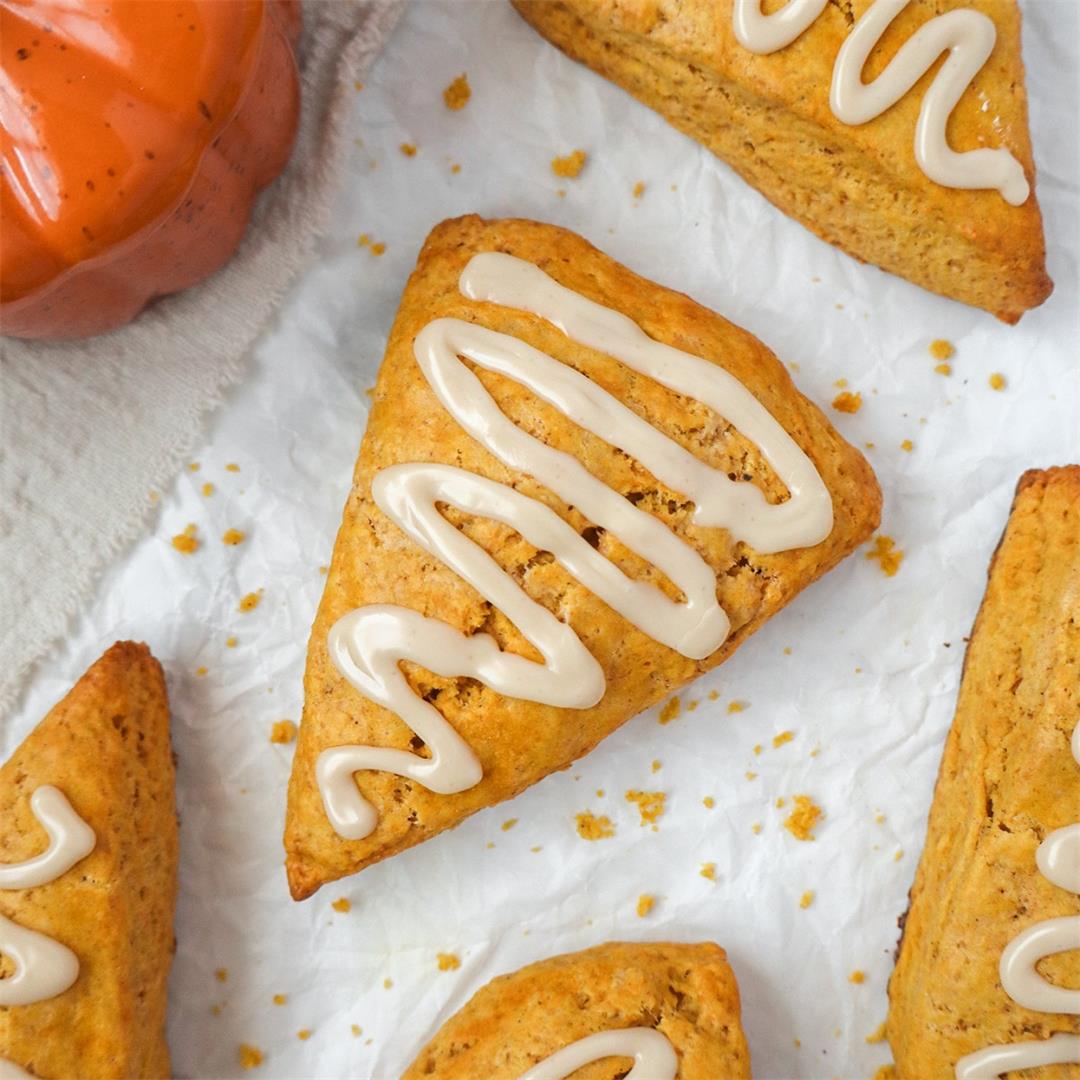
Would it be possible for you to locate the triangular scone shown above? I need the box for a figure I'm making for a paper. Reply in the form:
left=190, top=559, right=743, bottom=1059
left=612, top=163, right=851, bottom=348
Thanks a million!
left=285, top=215, right=880, bottom=899
left=511, top=0, right=1052, bottom=323
left=0, top=642, right=177, bottom=1078
left=401, top=941, right=752, bottom=1078
left=884, top=468, right=1080, bottom=1075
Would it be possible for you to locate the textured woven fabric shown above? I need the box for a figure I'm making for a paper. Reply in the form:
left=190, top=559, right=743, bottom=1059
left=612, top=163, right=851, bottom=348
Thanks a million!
left=0, top=0, right=404, bottom=716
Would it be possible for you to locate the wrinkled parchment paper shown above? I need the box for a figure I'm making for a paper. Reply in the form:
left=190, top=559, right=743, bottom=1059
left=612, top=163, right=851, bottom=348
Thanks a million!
left=4, top=2, right=1078, bottom=1077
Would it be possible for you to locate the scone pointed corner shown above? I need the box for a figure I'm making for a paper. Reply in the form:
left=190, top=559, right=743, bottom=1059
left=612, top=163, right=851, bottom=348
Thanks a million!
left=285, top=215, right=883, bottom=898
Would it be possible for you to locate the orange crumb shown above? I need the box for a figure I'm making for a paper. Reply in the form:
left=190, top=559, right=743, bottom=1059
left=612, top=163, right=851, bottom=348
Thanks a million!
left=625, top=790, right=666, bottom=827
left=650, top=759, right=662, bottom=774
left=226, top=636, right=238, bottom=648
left=171, top=523, right=199, bottom=554
left=935, top=363, right=952, bottom=376
left=211, top=1003, right=222, bottom=1016
left=699, top=862, right=717, bottom=881
left=437, top=953, right=461, bottom=972
left=331, top=897, right=351, bottom=914
left=297, top=1030, right=312, bottom=1041
left=272, top=994, right=287, bottom=1006
left=799, top=890, right=815, bottom=909
left=687, top=699, right=699, bottom=712
left=501, top=818, right=518, bottom=831
left=989, top=372, right=1006, bottom=391
left=222, top=528, right=246, bottom=546
left=751, top=822, right=763, bottom=835
left=270, top=720, right=297, bottom=745
left=443, top=73, right=470, bottom=110
left=632, top=180, right=645, bottom=199
left=707, top=689, right=719, bottom=700
left=188, top=462, right=200, bottom=472
left=238, top=1044, right=264, bottom=1069
left=370, top=242, right=386, bottom=257
left=658, top=696, right=681, bottom=725
left=745, top=771, right=757, bottom=781
left=636, top=894, right=656, bottom=917
left=727, top=700, right=748, bottom=714
left=225, top=462, right=240, bottom=473
left=450, top=163, right=461, bottom=174
left=772, top=730, right=795, bottom=749
left=783, top=646, right=792, bottom=655
left=195, top=666, right=208, bottom=678
left=831, top=390, right=862, bottom=414
left=753, top=744, right=763, bottom=755
left=900, top=439, right=914, bottom=453
left=866, top=535, right=903, bottom=577
left=399, top=143, right=417, bottom=157
left=201, top=482, right=215, bottom=497
left=575, top=811, right=615, bottom=840
left=894, top=848, right=904, bottom=861
left=551, top=149, right=587, bottom=178
left=215, top=968, right=228, bottom=983
left=775, top=797, right=787, bottom=809
left=357, top=233, right=370, bottom=248
left=865, top=1021, right=887, bottom=1044
left=703, top=796, right=715, bottom=809
left=849, top=970, right=867, bottom=985
left=929, top=339, right=955, bottom=361
left=784, top=795, right=823, bottom=841
left=238, top=589, right=263, bottom=613
left=596, top=789, right=605, bottom=798
left=353, top=81, right=363, bottom=91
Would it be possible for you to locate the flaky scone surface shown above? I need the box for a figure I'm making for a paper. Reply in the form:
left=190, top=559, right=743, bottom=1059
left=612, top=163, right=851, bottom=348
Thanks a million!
left=0, top=642, right=178, bottom=1079
left=511, top=0, right=1051, bottom=323
left=401, top=941, right=751, bottom=1079
left=885, top=468, right=1080, bottom=1077
left=285, top=215, right=880, bottom=898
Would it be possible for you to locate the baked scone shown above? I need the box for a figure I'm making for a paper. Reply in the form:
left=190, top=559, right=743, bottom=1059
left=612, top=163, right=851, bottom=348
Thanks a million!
left=284, top=214, right=880, bottom=899
left=0, top=642, right=178, bottom=1078
left=884, top=468, right=1080, bottom=1077
left=401, top=941, right=752, bottom=1078
left=511, top=0, right=1052, bottom=323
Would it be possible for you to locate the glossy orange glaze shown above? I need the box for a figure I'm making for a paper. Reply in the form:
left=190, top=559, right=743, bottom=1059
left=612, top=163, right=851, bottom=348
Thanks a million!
left=1, top=0, right=301, bottom=338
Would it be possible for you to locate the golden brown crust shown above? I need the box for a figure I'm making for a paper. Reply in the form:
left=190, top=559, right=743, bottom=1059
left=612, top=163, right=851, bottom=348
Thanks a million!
left=511, top=0, right=1052, bottom=323
left=400, top=941, right=752, bottom=1079
left=885, top=467, right=1080, bottom=1077
left=0, top=642, right=178, bottom=1079
left=284, top=215, right=881, bottom=899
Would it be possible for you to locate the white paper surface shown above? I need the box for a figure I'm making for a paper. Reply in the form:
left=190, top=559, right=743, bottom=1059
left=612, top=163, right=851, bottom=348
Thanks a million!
left=4, top=2, right=1078, bottom=1077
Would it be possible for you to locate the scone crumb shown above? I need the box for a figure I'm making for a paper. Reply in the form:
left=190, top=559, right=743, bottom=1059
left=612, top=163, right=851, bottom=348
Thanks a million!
left=625, top=789, right=666, bottom=827
left=238, top=589, right=263, bottom=612
left=501, top=818, right=518, bottom=831
left=699, top=862, right=717, bottom=881
left=357, top=233, right=370, bottom=248
left=551, top=149, right=587, bottom=178
left=753, top=744, right=763, bottom=755
left=351, top=1025, right=362, bottom=1037
left=171, top=523, right=200, bottom=554
left=270, top=720, right=297, bottom=744
left=575, top=811, right=615, bottom=840
left=223, top=528, right=246, bottom=545
left=399, top=142, right=417, bottom=157
left=989, top=372, right=1006, bottom=391
left=703, top=796, right=715, bottom=809
left=894, top=848, right=904, bottom=861
left=751, top=822, right=763, bottom=835
left=443, top=73, right=471, bottom=110
left=272, top=994, right=287, bottom=1006
left=632, top=180, right=645, bottom=199
left=728, top=700, right=748, bottom=714
left=370, top=242, right=386, bottom=257
left=929, top=339, right=955, bottom=361
left=215, top=968, right=228, bottom=983
left=225, top=462, right=240, bottom=473
left=188, top=462, right=201, bottom=472
left=636, top=894, right=656, bottom=917
left=238, top=1045, right=264, bottom=1069
left=383, top=978, right=393, bottom=989
left=784, top=795, right=823, bottom=841
left=596, top=788, right=605, bottom=798
left=775, top=797, right=787, bottom=808
left=865, top=1021, right=888, bottom=1044
left=834, top=377, right=848, bottom=389
left=900, top=439, right=914, bottom=453
left=196, top=666, right=208, bottom=678
left=745, top=771, right=758, bottom=780
left=799, top=890, right=815, bottom=909
left=772, top=730, right=795, bottom=748
left=651, top=759, right=662, bottom=773
left=658, top=696, right=681, bottom=725
left=331, top=897, right=351, bottom=914
left=202, top=482, right=215, bottom=497
left=226, top=636, right=238, bottom=648
left=934, top=363, right=952, bottom=376
left=708, top=689, right=719, bottom=700
left=437, top=953, right=461, bottom=972
left=297, top=1030, right=312, bottom=1041
left=875, top=812, right=887, bottom=825
left=849, top=970, right=866, bottom=985
left=450, top=162, right=461, bottom=174
left=866, top=535, right=903, bottom=577
left=686, top=699, right=699, bottom=712
left=831, top=391, right=862, bottom=414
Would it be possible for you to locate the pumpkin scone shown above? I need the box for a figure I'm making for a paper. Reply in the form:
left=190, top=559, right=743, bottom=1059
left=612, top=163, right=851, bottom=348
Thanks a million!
left=284, top=215, right=880, bottom=900
left=511, top=0, right=1052, bottom=323
left=0, top=642, right=178, bottom=1078
left=883, top=468, right=1080, bottom=1077
left=401, top=941, right=752, bottom=1079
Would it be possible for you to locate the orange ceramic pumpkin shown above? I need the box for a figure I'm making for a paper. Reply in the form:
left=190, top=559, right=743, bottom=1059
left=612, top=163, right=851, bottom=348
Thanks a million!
left=0, top=0, right=301, bottom=340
